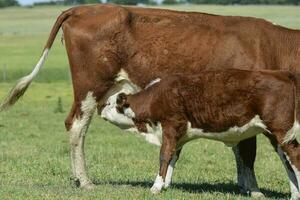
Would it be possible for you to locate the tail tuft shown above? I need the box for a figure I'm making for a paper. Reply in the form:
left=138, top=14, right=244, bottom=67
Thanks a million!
left=0, top=77, right=31, bottom=111
left=0, top=49, right=49, bottom=111
left=283, top=121, right=300, bottom=144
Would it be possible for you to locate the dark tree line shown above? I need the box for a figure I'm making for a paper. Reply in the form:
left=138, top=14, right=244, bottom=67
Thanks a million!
left=0, top=0, right=18, bottom=7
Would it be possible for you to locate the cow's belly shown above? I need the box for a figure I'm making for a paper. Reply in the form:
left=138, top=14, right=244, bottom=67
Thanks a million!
left=131, top=115, right=269, bottom=148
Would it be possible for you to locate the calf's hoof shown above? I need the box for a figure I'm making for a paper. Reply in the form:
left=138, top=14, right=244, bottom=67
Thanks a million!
left=250, top=191, right=265, bottom=198
left=150, top=185, right=162, bottom=194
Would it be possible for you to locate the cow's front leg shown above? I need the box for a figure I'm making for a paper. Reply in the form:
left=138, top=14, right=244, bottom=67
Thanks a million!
left=164, top=148, right=182, bottom=189
left=232, top=137, right=264, bottom=198
left=151, top=124, right=179, bottom=194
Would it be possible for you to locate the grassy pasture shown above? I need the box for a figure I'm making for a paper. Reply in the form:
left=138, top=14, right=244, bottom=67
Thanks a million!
left=0, top=4, right=300, bottom=200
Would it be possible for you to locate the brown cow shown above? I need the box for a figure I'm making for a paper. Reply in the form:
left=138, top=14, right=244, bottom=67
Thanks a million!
left=105, top=69, right=300, bottom=199
left=1, top=4, right=300, bottom=197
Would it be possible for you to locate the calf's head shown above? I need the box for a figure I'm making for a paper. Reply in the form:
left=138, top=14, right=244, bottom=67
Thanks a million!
left=116, top=93, right=136, bottom=119
left=100, top=92, right=135, bottom=129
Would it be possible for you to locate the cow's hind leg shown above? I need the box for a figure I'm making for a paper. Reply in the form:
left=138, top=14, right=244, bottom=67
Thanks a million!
left=267, top=132, right=300, bottom=200
left=277, top=145, right=300, bottom=200
left=232, top=137, right=264, bottom=198
left=63, top=29, right=121, bottom=188
left=66, top=92, right=97, bottom=189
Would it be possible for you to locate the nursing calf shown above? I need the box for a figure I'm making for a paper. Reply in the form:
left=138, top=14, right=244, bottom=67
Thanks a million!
left=102, top=69, right=300, bottom=199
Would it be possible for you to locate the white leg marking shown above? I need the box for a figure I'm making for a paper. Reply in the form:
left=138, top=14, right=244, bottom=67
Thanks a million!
left=69, top=92, right=96, bottom=189
left=278, top=146, right=300, bottom=200
left=164, top=154, right=178, bottom=189
left=150, top=174, right=164, bottom=194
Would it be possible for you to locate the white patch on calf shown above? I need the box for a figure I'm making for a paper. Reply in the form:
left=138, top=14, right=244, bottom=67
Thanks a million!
left=140, top=123, right=163, bottom=146
left=164, top=154, right=178, bottom=188
left=284, top=121, right=300, bottom=144
left=139, top=115, right=269, bottom=148
left=179, top=115, right=269, bottom=147
left=123, top=107, right=136, bottom=119
left=150, top=175, right=164, bottom=194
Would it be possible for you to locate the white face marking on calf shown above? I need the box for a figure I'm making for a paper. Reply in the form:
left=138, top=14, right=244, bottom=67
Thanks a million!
left=101, top=73, right=162, bottom=134
left=100, top=68, right=141, bottom=128
left=123, top=107, right=136, bottom=119
left=100, top=92, right=135, bottom=128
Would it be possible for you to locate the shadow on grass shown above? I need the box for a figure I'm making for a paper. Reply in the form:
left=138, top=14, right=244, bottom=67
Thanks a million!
left=94, top=179, right=289, bottom=199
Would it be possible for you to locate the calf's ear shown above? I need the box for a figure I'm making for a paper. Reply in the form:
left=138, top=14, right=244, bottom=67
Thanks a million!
left=116, top=93, right=129, bottom=114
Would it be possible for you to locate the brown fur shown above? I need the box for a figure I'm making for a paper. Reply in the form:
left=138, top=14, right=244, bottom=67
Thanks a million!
left=1, top=4, right=300, bottom=189
left=116, top=69, right=300, bottom=183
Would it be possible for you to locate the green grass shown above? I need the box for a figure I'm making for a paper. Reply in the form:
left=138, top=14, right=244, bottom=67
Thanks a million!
left=0, top=4, right=299, bottom=200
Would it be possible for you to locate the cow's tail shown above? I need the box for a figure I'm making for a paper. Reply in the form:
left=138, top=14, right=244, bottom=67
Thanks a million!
left=283, top=73, right=300, bottom=144
left=0, top=9, right=72, bottom=111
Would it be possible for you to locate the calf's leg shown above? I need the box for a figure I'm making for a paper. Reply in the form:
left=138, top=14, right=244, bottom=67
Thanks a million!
left=151, top=125, right=179, bottom=194
left=232, top=137, right=264, bottom=197
left=164, top=148, right=182, bottom=188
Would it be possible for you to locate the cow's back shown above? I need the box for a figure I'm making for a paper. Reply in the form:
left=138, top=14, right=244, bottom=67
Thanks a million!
left=61, top=4, right=300, bottom=89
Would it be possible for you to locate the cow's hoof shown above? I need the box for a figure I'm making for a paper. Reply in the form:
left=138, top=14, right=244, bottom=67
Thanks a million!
left=251, top=191, right=265, bottom=198
left=163, top=182, right=170, bottom=189
left=81, top=182, right=96, bottom=190
left=150, top=186, right=161, bottom=194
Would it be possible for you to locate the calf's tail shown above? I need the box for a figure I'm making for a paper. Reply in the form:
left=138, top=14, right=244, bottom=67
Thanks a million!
left=283, top=73, right=300, bottom=144
left=0, top=9, right=72, bottom=111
